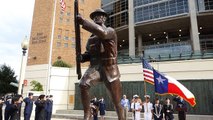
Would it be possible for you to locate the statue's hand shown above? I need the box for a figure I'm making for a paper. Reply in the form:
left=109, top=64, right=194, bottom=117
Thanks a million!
left=77, top=54, right=83, bottom=62
left=77, top=14, right=84, bottom=25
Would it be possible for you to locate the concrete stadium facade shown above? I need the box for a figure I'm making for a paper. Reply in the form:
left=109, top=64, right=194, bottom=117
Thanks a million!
left=102, top=0, right=213, bottom=58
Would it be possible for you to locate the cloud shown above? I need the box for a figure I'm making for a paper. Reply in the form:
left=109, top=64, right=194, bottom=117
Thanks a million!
left=0, top=0, right=35, bottom=78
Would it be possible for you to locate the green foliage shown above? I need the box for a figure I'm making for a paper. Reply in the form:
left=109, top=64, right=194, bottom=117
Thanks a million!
left=52, top=60, right=72, bottom=68
left=30, top=80, right=43, bottom=91
left=0, top=64, right=18, bottom=94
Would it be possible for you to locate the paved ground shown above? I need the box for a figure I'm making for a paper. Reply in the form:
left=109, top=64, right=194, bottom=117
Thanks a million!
left=19, top=116, right=70, bottom=120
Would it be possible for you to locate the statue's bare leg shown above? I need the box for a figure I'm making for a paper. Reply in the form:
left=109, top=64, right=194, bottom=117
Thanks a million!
left=104, top=79, right=125, bottom=120
left=80, top=85, right=91, bottom=120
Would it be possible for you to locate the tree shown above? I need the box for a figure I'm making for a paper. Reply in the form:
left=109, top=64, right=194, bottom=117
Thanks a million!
left=0, top=64, right=18, bottom=94
left=30, top=80, right=43, bottom=91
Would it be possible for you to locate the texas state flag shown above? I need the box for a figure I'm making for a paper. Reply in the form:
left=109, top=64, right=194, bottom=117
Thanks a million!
left=153, top=69, right=196, bottom=107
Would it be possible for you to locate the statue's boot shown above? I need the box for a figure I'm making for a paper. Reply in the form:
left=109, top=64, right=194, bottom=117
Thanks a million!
left=80, top=85, right=91, bottom=120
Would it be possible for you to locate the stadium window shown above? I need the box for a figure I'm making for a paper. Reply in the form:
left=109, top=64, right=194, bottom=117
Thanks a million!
left=80, top=9, right=84, bottom=17
left=71, top=43, right=75, bottom=48
left=64, top=30, right=69, bottom=40
left=71, top=37, right=75, bottom=42
left=58, top=35, right=61, bottom=39
left=57, top=42, right=61, bottom=47
left=66, top=19, right=70, bottom=23
left=80, top=32, right=83, bottom=40
left=58, top=28, right=62, bottom=39
left=59, top=17, right=63, bottom=23
left=64, top=36, right=69, bottom=40
left=67, top=6, right=71, bottom=16
left=80, top=0, right=84, bottom=4
left=64, top=43, right=68, bottom=48
left=60, top=11, right=64, bottom=16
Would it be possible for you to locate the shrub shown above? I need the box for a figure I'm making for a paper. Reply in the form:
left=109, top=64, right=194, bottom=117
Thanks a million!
left=52, top=60, right=72, bottom=68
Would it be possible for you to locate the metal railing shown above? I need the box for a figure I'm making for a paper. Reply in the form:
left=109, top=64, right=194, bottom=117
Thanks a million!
left=117, top=50, right=213, bottom=64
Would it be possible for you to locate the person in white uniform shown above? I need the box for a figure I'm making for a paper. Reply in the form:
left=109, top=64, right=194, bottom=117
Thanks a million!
left=131, top=95, right=142, bottom=120
left=143, top=95, right=153, bottom=120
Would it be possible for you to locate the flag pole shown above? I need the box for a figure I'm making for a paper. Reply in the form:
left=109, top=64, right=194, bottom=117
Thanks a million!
left=142, top=60, right=147, bottom=95
left=143, top=78, right=147, bottom=95
left=47, top=0, right=57, bottom=95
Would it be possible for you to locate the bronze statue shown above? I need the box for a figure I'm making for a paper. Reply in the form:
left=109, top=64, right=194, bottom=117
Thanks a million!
left=77, top=8, right=125, bottom=120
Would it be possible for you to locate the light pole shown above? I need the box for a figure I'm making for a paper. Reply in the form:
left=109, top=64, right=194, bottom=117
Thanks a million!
left=18, top=36, right=29, bottom=94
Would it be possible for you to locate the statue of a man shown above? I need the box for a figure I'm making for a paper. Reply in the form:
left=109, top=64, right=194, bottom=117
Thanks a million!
left=77, top=8, right=124, bottom=120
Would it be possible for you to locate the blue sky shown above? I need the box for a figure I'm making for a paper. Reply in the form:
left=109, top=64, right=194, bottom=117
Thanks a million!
left=0, top=0, right=35, bottom=78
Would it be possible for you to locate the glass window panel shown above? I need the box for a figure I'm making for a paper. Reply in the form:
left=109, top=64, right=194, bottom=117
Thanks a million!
left=64, top=43, right=68, bottom=48
left=57, top=42, right=61, bottom=47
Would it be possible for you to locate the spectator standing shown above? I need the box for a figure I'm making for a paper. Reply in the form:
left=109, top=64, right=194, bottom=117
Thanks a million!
left=131, top=95, right=142, bottom=120
left=35, top=95, right=46, bottom=120
left=153, top=98, right=163, bottom=120
left=173, top=96, right=187, bottom=120
left=0, top=96, right=4, bottom=120
left=90, top=96, right=99, bottom=120
left=5, top=96, right=12, bottom=120
left=45, top=95, right=53, bottom=120
left=143, top=95, right=153, bottom=120
left=120, top=95, right=130, bottom=120
left=8, top=95, right=22, bottom=120
left=23, top=92, right=34, bottom=120
left=99, top=97, right=106, bottom=120
left=163, top=98, right=174, bottom=120
left=17, top=95, right=23, bottom=120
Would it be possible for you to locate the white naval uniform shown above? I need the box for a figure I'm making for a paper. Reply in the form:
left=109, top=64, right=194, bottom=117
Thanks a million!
left=143, top=102, right=153, bottom=120
left=131, top=102, right=142, bottom=120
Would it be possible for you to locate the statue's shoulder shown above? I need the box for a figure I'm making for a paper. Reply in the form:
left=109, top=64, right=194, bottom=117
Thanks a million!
left=106, top=27, right=115, bottom=32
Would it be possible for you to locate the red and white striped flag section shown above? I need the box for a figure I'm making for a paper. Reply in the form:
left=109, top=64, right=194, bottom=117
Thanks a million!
left=60, top=0, right=66, bottom=12
left=142, top=58, right=154, bottom=84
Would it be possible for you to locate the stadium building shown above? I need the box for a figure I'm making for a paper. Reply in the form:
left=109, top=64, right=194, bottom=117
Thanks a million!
left=102, top=0, right=213, bottom=60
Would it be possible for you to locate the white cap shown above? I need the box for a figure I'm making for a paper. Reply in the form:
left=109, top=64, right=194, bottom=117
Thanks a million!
left=133, top=94, right=139, bottom=98
left=144, top=95, right=150, bottom=98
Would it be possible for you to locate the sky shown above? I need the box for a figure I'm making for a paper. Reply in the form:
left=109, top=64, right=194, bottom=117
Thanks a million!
left=0, top=0, right=35, bottom=79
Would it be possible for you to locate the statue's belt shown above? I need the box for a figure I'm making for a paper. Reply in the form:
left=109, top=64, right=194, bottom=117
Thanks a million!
left=90, top=57, right=117, bottom=65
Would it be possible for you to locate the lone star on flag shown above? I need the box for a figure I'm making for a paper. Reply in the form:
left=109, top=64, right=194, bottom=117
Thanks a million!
left=156, top=76, right=166, bottom=84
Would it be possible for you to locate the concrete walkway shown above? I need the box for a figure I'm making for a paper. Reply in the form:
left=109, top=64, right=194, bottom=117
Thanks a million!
left=20, top=117, right=70, bottom=120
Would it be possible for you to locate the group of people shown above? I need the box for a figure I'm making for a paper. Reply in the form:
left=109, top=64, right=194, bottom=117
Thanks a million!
left=0, top=93, right=53, bottom=120
left=121, top=94, right=187, bottom=120
left=90, top=97, right=106, bottom=120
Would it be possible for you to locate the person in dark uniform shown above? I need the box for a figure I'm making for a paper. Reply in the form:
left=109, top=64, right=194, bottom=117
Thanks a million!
left=5, top=95, right=12, bottom=120
left=45, top=95, right=53, bottom=120
left=173, top=96, right=187, bottom=120
left=153, top=98, right=163, bottom=120
left=77, top=8, right=124, bottom=120
left=35, top=95, right=46, bottom=120
left=23, top=92, right=34, bottom=120
left=17, top=95, right=23, bottom=120
left=90, top=97, right=99, bottom=120
left=99, top=97, right=106, bottom=120
left=8, top=95, right=22, bottom=120
left=163, top=98, right=174, bottom=120
left=0, top=96, right=4, bottom=120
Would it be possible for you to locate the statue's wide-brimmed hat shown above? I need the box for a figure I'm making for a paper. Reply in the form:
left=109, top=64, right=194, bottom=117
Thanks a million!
left=90, top=8, right=108, bottom=19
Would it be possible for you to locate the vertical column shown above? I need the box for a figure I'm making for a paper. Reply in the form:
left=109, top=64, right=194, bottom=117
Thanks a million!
left=188, top=0, right=201, bottom=52
left=128, top=0, right=135, bottom=57
left=138, top=34, right=143, bottom=55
